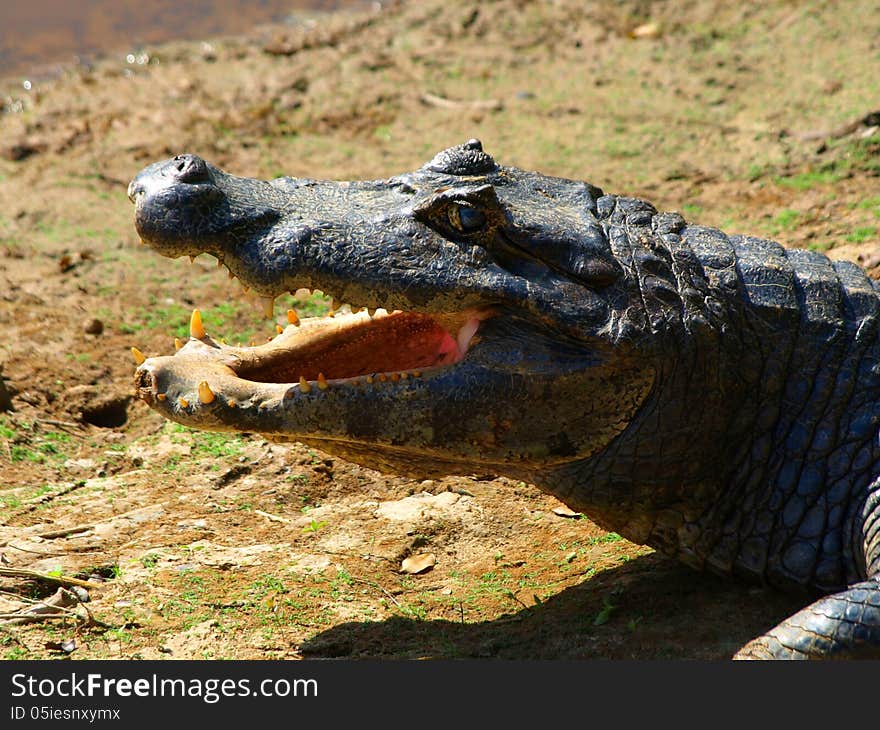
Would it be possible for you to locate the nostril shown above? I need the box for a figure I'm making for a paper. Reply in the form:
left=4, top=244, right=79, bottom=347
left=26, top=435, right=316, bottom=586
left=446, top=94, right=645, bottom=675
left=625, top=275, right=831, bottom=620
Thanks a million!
left=168, top=154, right=209, bottom=184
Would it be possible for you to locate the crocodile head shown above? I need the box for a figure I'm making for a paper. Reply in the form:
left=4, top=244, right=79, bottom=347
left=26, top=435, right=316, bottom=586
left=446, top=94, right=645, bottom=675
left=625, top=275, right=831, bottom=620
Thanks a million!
left=128, top=140, right=701, bottom=486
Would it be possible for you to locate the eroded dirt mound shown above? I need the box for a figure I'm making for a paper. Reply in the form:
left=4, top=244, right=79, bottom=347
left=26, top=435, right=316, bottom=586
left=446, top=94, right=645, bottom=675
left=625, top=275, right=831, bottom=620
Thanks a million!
left=0, top=0, right=877, bottom=659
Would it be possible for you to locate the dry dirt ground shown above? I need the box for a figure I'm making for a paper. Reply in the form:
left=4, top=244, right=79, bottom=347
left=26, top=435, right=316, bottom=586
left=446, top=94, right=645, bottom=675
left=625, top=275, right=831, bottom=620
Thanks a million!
left=0, top=0, right=878, bottom=661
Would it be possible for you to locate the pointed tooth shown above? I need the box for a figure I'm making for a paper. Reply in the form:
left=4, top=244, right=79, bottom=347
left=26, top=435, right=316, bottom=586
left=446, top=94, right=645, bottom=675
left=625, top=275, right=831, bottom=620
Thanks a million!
left=179, top=397, right=189, bottom=408
left=331, top=298, right=340, bottom=312
left=228, top=269, right=236, bottom=280
left=276, top=324, right=284, bottom=335
left=156, top=393, right=167, bottom=401
left=262, top=297, right=275, bottom=319
left=317, top=373, right=328, bottom=390
left=226, top=398, right=236, bottom=407
left=367, top=308, right=376, bottom=318
left=174, top=337, right=183, bottom=350
left=189, top=255, right=195, bottom=264
left=390, top=373, right=401, bottom=382
left=220, top=337, right=227, bottom=345
left=216, top=258, right=223, bottom=268
left=198, top=381, right=216, bottom=404
left=378, top=373, right=388, bottom=382
left=286, top=309, right=300, bottom=326
left=241, top=283, right=250, bottom=294
left=190, top=309, right=206, bottom=339
left=131, top=346, right=146, bottom=365
left=299, top=375, right=311, bottom=393
left=365, top=375, right=374, bottom=384
left=412, top=370, right=421, bottom=378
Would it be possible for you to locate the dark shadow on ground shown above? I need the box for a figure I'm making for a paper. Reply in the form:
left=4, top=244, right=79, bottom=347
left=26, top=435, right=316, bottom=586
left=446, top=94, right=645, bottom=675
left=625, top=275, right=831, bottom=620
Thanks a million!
left=300, top=553, right=808, bottom=659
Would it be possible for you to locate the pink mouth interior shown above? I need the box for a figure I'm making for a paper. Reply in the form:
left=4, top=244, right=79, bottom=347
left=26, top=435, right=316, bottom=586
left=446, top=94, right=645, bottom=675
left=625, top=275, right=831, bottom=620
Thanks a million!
left=238, top=311, right=485, bottom=384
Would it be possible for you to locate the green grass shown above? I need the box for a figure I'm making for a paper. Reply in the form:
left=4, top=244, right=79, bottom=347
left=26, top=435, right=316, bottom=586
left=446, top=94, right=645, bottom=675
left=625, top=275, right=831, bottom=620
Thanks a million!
left=166, top=423, right=245, bottom=460
left=767, top=209, right=801, bottom=235
left=294, top=291, right=332, bottom=318
left=854, top=196, right=880, bottom=216
left=120, top=300, right=191, bottom=337
left=774, top=170, right=843, bottom=190
left=845, top=226, right=877, bottom=244
left=0, top=418, right=15, bottom=439
left=5, top=427, right=73, bottom=464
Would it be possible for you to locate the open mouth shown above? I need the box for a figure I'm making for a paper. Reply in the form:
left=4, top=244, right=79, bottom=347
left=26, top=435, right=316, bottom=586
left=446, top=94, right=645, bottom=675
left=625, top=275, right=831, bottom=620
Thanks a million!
left=226, top=305, right=493, bottom=386
left=133, top=302, right=495, bottom=407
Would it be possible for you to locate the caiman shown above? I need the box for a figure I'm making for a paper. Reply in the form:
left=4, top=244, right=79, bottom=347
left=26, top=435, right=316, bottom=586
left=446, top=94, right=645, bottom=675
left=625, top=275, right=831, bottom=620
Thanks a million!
left=127, top=140, right=880, bottom=659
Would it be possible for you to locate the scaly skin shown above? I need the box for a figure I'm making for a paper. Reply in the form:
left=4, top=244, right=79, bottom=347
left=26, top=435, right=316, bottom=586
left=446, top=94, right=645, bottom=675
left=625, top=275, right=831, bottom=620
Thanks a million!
left=128, top=140, right=880, bottom=659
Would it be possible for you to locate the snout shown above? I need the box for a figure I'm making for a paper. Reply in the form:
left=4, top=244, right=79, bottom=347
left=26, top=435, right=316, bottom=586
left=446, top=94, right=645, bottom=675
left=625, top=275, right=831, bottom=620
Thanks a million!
left=128, top=154, right=211, bottom=204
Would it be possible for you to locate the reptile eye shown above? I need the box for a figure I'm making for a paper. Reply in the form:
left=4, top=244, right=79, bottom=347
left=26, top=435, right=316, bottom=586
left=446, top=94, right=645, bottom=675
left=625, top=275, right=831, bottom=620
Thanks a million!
left=448, top=204, right=486, bottom=233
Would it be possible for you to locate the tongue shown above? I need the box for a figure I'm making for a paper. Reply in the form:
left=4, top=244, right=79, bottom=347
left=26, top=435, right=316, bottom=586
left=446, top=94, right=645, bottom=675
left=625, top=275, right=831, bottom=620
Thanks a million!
left=434, top=317, right=481, bottom=366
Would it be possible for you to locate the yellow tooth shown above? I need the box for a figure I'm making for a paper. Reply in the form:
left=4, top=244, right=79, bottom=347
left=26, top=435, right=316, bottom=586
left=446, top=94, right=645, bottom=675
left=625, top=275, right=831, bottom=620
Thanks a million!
left=241, top=283, right=250, bottom=294
left=189, top=255, right=195, bottom=264
left=131, top=346, right=146, bottom=365
left=317, top=373, right=328, bottom=390
left=227, top=398, right=236, bottom=407
left=299, top=376, right=311, bottom=393
left=275, top=324, right=283, bottom=335
left=216, top=258, right=223, bottom=268
left=262, top=297, right=275, bottom=319
left=174, top=337, right=183, bottom=350
left=220, top=337, right=227, bottom=345
left=228, top=270, right=236, bottom=280
left=156, top=393, right=167, bottom=401
left=198, top=381, right=215, bottom=404
left=400, top=372, right=408, bottom=380
left=331, top=299, right=340, bottom=312
left=367, top=308, right=376, bottom=318
left=412, top=370, right=422, bottom=378
left=179, top=397, right=189, bottom=408
left=365, top=375, right=374, bottom=384
left=286, top=309, right=299, bottom=326
left=390, top=372, right=401, bottom=382
left=190, top=309, right=206, bottom=339
left=378, top=373, right=388, bottom=382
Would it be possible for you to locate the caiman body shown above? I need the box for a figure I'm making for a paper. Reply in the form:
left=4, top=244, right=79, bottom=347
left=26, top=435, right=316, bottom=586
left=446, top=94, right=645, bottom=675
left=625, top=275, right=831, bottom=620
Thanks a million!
left=128, top=140, right=880, bottom=659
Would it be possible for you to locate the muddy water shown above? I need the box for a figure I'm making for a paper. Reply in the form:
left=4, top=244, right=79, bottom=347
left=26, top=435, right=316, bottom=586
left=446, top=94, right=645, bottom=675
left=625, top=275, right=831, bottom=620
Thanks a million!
left=0, top=0, right=368, bottom=80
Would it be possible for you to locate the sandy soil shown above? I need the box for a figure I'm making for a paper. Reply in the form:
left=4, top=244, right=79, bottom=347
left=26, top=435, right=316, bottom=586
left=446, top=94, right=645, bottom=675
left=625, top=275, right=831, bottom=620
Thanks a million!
left=0, top=0, right=878, bottom=660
